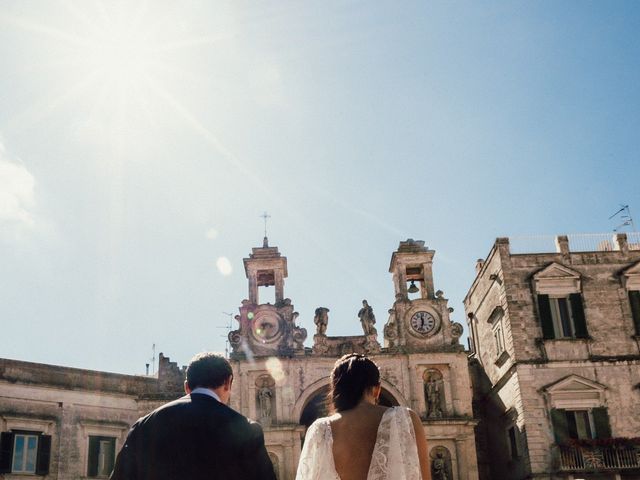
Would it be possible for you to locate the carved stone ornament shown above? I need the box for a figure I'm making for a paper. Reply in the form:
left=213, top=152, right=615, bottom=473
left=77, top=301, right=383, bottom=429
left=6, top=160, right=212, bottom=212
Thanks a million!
left=313, top=307, right=329, bottom=336
left=451, top=322, right=463, bottom=339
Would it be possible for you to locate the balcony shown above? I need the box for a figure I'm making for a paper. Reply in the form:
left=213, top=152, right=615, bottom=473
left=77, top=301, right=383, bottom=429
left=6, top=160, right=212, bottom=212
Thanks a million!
left=556, top=442, right=640, bottom=472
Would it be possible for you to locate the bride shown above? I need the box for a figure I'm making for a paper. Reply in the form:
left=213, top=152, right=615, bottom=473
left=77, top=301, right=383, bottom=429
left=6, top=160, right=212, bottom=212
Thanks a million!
left=296, top=354, right=431, bottom=480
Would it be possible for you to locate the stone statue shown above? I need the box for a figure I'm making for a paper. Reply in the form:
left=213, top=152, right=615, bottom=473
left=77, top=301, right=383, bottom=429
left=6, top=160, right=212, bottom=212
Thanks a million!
left=314, top=307, right=329, bottom=336
left=358, top=300, right=377, bottom=336
left=431, top=451, right=449, bottom=480
left=425, top=377, right=443, bottom=418
left=258, top=381, right=273, bottom=422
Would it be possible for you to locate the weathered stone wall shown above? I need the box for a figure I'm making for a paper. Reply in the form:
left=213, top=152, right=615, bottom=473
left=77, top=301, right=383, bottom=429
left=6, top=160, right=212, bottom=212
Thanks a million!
left=0, top=381, right=140, bottom=479
left=466, top=237, right=640, bottom=480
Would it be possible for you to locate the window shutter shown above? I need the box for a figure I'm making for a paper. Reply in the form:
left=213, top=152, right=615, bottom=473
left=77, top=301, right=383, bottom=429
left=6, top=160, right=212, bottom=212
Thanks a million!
left=569, top=294, right=588, bottom=338
left=537, top=295, right=555, bottom=339
left=105, top=438, right=116, bottom=474
left=550, top=408, right=569, bottom=444
left=87, top=437, right=99, bottom=477
left=629, top=290, right=640, bottom=335
left=35, top=435, right=51, bottom=476
left=0, top=432, right=14, bottom=473
left=592, top=408, right=612, bottom=439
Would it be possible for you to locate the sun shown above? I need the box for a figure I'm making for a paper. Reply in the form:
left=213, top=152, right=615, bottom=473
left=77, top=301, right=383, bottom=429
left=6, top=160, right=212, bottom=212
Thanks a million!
left=0, top=1, right=236, bottom=148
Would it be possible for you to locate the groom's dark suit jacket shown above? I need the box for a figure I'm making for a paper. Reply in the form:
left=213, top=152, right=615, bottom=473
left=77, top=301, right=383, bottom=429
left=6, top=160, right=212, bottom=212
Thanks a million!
left=110, top=393, right=276, bottom=480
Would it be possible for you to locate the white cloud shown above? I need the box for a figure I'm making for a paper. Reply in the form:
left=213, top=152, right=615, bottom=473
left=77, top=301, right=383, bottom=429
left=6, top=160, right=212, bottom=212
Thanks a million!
left=216, top=256, right=233, bottom=276
left=0, top=143, right=36, bottom=231
left=205, top=228, right=219, bottom=240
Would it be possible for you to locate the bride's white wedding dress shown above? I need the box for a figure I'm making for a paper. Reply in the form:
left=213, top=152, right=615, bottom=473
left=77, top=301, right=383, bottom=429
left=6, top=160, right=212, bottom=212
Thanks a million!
left=295, top=406, right=421, bottom=480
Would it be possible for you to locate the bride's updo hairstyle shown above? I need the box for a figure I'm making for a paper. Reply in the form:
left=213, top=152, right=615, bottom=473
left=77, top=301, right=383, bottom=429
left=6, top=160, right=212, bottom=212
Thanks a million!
left=328, top=354, right=380, bottom=412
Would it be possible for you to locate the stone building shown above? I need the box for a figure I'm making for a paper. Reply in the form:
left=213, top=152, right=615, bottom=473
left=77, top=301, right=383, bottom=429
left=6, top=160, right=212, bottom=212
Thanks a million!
left=0, top=238, right=479, bottom=479
left=465, top=233, right=640, bottom=480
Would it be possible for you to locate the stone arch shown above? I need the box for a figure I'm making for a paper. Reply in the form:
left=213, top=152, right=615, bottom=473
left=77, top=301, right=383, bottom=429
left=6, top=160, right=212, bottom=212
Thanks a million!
left=295, top=377, right=406, bottom=429
left=379, top=379, right=408, bottom=407
left=267, top=451, right=280, bottom=480
left=293, top=377, right=331, bottom=424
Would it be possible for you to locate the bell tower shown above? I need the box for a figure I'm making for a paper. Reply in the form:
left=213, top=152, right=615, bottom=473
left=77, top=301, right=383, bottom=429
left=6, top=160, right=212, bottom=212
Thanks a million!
left=245, top=236, right=287, bottom=305
left=383, top=239, right=463, bottom=352
left=229, top=237, right=307, bottom=358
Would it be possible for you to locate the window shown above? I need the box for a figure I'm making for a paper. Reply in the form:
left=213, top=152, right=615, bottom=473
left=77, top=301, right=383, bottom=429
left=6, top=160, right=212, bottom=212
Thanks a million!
left=566, top=410, right=593, bottom=440
left=537, top=294, right=588, bottom=339
left=550, top=407, right=611, bottom=444
left=12, top=433, right=39, bottom=473
left=493, top=323, right=505, bottom=356
left=88, top=436, right=116, bottom=477
left=0, top=431, right=51, bottom=475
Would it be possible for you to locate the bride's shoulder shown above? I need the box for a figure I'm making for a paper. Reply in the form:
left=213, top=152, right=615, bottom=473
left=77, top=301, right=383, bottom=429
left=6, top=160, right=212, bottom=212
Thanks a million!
left=307, top=415, right=335, bottom=431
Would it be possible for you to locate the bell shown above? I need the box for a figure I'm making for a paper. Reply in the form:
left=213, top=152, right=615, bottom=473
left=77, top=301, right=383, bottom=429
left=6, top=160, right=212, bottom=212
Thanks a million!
left=408, top=280, right=419, bottom=294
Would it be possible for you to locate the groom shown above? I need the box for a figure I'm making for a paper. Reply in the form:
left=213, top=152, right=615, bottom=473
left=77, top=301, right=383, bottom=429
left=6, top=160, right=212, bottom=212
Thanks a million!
left=110, top=352, right=276, bottom=480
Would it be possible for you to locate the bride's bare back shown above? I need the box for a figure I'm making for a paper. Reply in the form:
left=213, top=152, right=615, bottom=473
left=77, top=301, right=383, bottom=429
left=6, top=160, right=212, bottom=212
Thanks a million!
left=330, top=403, right=389, bottom=480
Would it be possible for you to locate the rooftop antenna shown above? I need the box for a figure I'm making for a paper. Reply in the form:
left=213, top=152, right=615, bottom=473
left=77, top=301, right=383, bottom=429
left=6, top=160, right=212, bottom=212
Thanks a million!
left=218, top=312, right=234, bottom=358
left=609, top=204, right=636, bottom=232
left=260, top=211, right=271, bottom=247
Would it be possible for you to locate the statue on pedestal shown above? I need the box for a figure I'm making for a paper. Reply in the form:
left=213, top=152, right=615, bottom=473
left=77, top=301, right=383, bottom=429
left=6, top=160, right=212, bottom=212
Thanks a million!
left=314, top=307, right=329, bottom=336
left=358, top=300, right=377, bottom=336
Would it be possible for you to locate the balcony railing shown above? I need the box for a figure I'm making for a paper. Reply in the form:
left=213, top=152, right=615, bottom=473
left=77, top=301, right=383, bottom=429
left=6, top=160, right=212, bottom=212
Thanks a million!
left=508, top=232, right=640, bottom=254
left=557, top=444, right=640, bottom=471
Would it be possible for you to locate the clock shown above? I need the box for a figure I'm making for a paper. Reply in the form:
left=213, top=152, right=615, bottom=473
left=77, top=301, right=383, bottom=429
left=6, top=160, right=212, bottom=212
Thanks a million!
left=251, top=313, right=281, bottom=343
left=409, top=311, right=437, bottom=336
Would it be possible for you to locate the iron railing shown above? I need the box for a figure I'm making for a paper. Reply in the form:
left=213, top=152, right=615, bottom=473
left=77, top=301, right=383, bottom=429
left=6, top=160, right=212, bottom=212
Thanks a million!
left=557, top=444, right=640, bottom=471
left=508, top=233, right=638, bottom=254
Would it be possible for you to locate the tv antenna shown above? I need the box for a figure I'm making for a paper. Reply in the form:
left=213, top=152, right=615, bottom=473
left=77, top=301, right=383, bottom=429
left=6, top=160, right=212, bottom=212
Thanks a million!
left=218, top=312, right=235, bottom=358
left=609, top=204, right=636, bottom=232
left=147, top=343, right=156, bottom=375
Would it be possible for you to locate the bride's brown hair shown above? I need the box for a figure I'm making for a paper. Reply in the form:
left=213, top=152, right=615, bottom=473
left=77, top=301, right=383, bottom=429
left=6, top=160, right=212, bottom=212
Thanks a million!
left=328, top=354, right=380, bottom=412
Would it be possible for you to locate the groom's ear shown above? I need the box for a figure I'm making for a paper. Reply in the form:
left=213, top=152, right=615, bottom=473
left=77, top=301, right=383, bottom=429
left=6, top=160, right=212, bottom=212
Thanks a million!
left=184, top=381, right=192, bottom=394
left=224, top=375, right=233, bottom=391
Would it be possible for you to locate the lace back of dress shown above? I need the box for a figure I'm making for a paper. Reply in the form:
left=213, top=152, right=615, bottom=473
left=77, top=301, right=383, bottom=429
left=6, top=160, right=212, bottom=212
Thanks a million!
left=368, top=407, right=421, bottom=480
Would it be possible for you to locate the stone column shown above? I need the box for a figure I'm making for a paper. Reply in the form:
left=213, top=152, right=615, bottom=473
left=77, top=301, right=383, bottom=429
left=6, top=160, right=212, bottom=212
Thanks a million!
left=422, top=262, right=434, bottom=298
left=616, top=233, right=629, bottom=255
left=248, top=274, right=258, bottom=304
left=275, top=271, right=284, bottom=303
left=555, top=235, right=570, bottom=255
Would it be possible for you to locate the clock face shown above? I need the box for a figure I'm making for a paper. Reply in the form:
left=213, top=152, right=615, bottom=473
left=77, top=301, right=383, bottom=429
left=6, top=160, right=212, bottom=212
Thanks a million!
left=252, top=314, right=281, bottom=343
left=410, top=311, right=437, bottom=335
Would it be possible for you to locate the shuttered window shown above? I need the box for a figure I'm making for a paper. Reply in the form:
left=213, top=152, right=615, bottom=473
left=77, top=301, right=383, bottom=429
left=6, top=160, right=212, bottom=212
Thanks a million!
left=537, top=294, right=588, bottom=339
left=0, top=431, right=50, bottom=475
left=88, top=436, right=116, bottom=477
left=550, top=408, right=611, bottom=444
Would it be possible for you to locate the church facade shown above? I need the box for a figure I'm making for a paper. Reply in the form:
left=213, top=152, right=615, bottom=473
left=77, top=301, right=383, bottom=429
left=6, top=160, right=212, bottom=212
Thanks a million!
left=0, top=238, right=478, bottom=479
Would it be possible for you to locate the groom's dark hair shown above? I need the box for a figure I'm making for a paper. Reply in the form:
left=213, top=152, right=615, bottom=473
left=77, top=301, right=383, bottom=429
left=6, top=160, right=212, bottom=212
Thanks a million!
left=329, top=354, right=380, bottom=412
left=186, top=352, right=233, bottom=390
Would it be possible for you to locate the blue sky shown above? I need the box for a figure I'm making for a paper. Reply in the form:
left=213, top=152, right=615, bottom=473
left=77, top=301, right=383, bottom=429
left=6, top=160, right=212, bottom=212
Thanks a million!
left=1, top=1, right=638, bottom=375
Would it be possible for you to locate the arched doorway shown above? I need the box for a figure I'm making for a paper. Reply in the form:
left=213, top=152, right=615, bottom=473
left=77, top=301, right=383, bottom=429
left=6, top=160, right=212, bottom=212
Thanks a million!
left=299, top=386, right=400, bottom=430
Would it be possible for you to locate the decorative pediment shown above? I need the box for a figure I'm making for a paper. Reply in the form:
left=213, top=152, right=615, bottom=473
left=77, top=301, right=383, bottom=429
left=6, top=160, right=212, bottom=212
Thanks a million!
left=543, top=375, right=606, bottom=409
left=533, top=263, right=581, bottom=295
left=487, top=306, right=504, bottom=325
left=622, top=261, right=640, bottom=290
